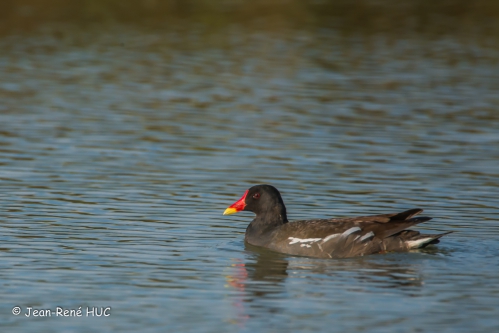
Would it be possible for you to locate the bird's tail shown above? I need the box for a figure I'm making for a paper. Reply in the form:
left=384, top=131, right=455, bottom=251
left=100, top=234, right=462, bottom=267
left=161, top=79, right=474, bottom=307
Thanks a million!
left=401, top=231, right=452, bottom=249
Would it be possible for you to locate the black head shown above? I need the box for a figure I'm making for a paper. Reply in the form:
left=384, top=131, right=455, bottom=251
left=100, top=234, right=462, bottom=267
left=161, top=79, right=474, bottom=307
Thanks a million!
left=223, top=184, right=288, bottom=220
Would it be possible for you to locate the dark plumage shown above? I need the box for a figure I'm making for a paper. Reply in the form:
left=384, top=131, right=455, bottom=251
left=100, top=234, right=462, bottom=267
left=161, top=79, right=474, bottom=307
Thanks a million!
left=223, top=184, right=450, bottom=259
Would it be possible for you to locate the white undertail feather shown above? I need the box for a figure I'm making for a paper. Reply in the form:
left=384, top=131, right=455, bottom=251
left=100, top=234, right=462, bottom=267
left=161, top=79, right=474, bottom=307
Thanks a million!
left=406, top=237, right=436, bottom=249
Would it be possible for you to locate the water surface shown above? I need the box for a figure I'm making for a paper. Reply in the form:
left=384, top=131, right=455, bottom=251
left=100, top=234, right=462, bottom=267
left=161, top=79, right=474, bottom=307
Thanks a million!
left=1, top=5, right=499, bottom=332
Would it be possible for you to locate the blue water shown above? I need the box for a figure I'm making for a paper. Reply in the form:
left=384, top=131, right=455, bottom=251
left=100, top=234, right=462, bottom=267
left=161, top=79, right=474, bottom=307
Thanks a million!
left=1, top=23, right=498, bottom=332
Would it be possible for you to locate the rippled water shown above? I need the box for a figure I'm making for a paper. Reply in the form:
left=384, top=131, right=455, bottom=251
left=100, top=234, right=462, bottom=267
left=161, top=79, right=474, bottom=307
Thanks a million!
left=1, top=22, right=499, bottom=332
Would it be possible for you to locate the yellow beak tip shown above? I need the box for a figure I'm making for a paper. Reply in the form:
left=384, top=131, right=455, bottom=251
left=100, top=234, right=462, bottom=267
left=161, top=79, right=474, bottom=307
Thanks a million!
left=223, top=207, right=238, bottom=216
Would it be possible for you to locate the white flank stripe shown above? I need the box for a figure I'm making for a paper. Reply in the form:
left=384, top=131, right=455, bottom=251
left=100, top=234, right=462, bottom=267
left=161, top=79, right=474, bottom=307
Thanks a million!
left=342, top=227, right=361, bottom=237
left=321, top=233, right=340, bottom=243
left=360, top=231, right=375, bottom=241
left=288, top=237, right=322, bottom=245
left=300, top=244, right=312, bottom=248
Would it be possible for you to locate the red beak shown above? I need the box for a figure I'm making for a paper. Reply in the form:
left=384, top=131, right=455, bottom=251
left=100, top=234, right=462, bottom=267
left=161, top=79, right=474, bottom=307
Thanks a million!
left=223, top=190, right=249, bottom=215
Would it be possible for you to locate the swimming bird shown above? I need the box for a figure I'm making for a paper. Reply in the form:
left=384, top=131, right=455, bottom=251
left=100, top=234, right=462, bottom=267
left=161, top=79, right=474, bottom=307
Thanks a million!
left=223, top=184, right=450, bottom=258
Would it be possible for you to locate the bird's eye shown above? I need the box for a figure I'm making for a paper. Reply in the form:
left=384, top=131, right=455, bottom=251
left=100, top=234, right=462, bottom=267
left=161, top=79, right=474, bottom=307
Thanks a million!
left=253, top=193, right=260, bottom=199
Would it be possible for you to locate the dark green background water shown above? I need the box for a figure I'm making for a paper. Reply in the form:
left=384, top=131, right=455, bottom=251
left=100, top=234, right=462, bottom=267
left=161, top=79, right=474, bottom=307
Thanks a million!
left=1, top=1, right=498, bottom=332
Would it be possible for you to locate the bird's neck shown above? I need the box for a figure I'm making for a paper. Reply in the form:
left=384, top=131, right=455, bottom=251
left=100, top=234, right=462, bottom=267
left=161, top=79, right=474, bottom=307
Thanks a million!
left=245, top=205, right=288, bottom=245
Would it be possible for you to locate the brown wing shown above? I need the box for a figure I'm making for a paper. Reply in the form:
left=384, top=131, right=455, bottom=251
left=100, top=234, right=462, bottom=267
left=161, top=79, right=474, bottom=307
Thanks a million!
left=321, top=208, right=424, bottom=224
left=269, top=209, right=432, bottom=258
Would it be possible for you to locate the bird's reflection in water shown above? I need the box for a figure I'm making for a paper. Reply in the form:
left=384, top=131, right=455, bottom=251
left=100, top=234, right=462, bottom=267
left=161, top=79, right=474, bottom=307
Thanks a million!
left=226, top=244, right=439, bottom=327
left=225, top=244, right=289, bottom=326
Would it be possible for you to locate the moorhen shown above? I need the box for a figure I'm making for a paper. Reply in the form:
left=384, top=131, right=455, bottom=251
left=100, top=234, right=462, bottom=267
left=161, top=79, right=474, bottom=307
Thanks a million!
left=223, top=184, right=450, bottom=258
